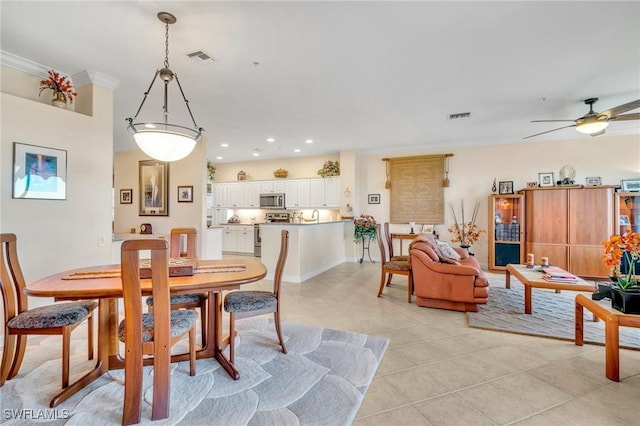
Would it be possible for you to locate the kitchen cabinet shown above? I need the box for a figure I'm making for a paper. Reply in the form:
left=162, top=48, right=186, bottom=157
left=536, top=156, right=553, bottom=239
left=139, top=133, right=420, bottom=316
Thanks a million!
left=212, top=183, right=228, bottom=207
left=488, top=193, right=524, bottom=271
left=285, top=179, right=311, bottom=208
left=310, top=177, right=340, bottom=208
left=523, top=185, right=615, bottom=278
left=221, top=225, right=254, bottom=254
left=615, top=191, right=640, bottom=235
left=242, top=181, right=262, bottom=208
left=226, top=182, right=243, bottom=208
left=261, top=180, right=286, bottom=193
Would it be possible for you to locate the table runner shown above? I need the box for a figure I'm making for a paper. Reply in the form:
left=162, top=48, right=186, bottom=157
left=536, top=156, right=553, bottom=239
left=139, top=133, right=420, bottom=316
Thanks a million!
left=62, top=263, right=247, bottom=280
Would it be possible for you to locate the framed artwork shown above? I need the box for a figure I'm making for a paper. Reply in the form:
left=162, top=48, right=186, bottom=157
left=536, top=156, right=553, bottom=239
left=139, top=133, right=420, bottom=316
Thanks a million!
left=538, top=172, right=554, bottom=187
left=207, top=183, right=212, bottom=196
left=12, top=142, right=67, bottom=200
left=621, top=179, right=640, bottom=192
left=421, top=224, right=434, bottom=234
left=526, top=181, right=538, bottom=188
left=368, top=194, right=380, bottom=204
left=178, top=185, right=194, bottom=203
left=139, top=160, right=169, bottom=216
left=498, top=181, right=514, bottom=194
left=120, top=189, right=133, bottom=204
left=585, top=176, right=602, bottom=186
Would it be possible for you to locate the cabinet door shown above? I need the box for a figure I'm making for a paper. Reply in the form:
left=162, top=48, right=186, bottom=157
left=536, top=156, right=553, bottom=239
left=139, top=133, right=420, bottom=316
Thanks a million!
left=489, top=193, right=524, bottom=271
left=285, top=180, right=299, bottom=207
left=227, top=182, right=242, bottom=208
left=324, top=177, right=340, bottom=207
left=222, top=227, right=237, bottom=252
left=237, top=227, right=255, bottom=253
left=616, top=192, right=640, bottom=235
left=569, top=246, right=610, bottom=278
left=273, top=180, right=286, bottom=193
left=309, top=179, right=325, bottom=207
left=568, top=187, right=614, bottom=245
left=261, top=180, right=274, bottom=193
left=212, top=183, right=228, bottom=207
left=526, top=189, right=567, bottom=244
left=526, top=243, right=568, bottom=270
left=243, top=182, right=261, bottom=208
left=297, top=179, right=311, bottom=208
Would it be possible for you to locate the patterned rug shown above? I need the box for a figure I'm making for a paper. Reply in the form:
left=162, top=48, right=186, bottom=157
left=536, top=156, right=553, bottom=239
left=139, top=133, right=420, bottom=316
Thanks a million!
left=467, top=285, right=640, bottom=350
left=2, top=319, right=388, bottom=425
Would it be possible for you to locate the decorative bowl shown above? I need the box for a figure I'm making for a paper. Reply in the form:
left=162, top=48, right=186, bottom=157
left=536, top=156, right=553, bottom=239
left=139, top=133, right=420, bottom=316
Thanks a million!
left=274, top=168, right=288, bottom=178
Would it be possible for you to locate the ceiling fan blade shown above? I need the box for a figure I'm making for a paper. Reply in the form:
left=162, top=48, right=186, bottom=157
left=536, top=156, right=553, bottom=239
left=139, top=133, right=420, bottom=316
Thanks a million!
left=531, top=119, right=576, bottom=123
left=600, top=99, right=640, bottom=118
left=608, top=112, right=640, bottom=121
left=590, top=129, right=606, bottom=137
left=523, top=124, right=576, bottom=139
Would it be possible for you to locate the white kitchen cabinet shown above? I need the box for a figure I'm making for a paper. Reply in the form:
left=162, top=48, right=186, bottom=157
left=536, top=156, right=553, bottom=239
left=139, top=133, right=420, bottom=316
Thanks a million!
left=285, top=179, right=311, bottom=208
left=210, top=208, right=228, bottom=226
left=237, top=226, right=254, bottom=253
left=205, top=227, right=223, bottom=259
left=309, top=177, right=340, bottom=208
left=261, top=180, right=286, bottom=193
left=226, top=182, right=243, bottom=208
left=221, top=225, right=254, bottom=254
left=242, top=181, right=262, bottom=208
left=212, top=183, right=228, bottom=207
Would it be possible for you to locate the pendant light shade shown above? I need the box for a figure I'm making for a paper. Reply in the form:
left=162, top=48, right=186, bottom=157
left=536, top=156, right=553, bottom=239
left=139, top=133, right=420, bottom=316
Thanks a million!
left=126, top=12, right=204, bottom=162
left=575, top=116, right=609, bottom=135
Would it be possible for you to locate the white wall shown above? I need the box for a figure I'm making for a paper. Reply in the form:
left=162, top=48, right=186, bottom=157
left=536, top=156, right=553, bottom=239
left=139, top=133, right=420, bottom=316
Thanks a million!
left=1, top=68, right=114, bottom=282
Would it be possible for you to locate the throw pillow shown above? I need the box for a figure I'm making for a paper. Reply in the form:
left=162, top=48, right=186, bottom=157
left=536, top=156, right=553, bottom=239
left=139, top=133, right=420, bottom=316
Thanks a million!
left=438, top=256, right=461, bottom=265
left=436, top=241, right=461, bottom=263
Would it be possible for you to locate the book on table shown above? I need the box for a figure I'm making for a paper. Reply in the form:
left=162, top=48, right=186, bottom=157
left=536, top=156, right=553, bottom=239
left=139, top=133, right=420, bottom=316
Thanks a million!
left=542, top=266, right=578, bottom=282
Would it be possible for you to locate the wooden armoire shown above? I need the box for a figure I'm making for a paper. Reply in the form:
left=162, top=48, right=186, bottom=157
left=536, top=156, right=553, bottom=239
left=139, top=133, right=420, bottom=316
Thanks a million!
left=522, top=185, right=616, bottom=279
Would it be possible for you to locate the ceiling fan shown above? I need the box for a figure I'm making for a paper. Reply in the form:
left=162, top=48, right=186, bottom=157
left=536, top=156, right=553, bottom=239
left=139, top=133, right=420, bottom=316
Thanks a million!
left=524, top=97, right=640, bottom=139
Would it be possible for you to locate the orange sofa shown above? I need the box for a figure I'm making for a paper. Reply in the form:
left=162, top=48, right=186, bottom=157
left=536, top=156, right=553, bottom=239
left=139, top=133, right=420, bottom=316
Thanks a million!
left=409, top=234, right=489, bottom=312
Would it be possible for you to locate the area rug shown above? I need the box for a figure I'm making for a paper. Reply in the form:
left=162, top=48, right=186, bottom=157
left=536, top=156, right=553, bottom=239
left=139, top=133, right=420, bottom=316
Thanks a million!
left=2, top=319, right=389, bottom=425
left=466, top=286, right=640, bottom=350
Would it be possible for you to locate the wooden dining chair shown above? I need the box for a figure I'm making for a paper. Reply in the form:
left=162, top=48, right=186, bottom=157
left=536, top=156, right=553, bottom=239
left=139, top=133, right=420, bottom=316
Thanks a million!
left=119, top=239, right=197, bottom=425
left=384, top=222, right=408, bottom=262
left=0, top=233, right=97, bottom=391
left=375, top=224, right=413, bottom=302
left=224, top=230, right=289, bottom=367
left=146, top=227, right=208, bottom=346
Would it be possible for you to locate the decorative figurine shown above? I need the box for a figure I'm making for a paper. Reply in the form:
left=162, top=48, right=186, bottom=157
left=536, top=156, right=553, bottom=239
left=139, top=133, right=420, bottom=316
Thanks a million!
left=492, top=178, right=497, bottom=193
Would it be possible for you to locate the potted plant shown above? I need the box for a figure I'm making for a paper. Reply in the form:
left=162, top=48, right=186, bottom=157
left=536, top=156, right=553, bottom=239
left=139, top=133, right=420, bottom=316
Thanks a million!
left=207, top=161, right=216, bottom=181
left=602, top=231, right=640, bottom=313
left=354, top=214, right=377, bottom=243
left=39, top=70, right=77, bottom=107
left=447, top=200, right=484, bottom=252
left=318, top=160, right=340, bottom=178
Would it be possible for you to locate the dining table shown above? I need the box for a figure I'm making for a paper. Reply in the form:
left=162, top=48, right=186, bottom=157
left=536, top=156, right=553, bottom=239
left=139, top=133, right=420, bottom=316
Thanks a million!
left=25, top=258, right=267, bottom=408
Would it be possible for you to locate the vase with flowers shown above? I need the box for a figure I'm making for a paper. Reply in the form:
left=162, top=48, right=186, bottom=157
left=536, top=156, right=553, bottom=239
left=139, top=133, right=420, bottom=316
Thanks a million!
left=354, top=214, right=377, bottom=243
left=447, top=200, right=484, bottom=251
left=602, top=231, right=640, bottom=313
left=39, top=70, right=77, bottom=108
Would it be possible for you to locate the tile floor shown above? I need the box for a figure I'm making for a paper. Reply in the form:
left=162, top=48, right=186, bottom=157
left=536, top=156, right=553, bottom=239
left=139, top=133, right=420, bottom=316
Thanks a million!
left=240, top=260, right=640, bottom=426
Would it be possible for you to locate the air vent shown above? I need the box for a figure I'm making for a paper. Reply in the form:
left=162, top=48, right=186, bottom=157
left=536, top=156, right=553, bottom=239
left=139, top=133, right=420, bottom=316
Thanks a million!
left=449, top=112, right=471, bottom=120
left=187, top=50, right=215, bottom=63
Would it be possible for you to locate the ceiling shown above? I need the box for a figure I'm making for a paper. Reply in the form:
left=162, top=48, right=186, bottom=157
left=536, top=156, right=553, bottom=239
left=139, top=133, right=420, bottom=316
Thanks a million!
left=2, top=1, right=640, bottom=164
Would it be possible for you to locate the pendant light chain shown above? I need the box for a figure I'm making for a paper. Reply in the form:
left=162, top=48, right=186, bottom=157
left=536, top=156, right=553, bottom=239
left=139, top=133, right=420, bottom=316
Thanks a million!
left=164, top=20, right=170, bottom=68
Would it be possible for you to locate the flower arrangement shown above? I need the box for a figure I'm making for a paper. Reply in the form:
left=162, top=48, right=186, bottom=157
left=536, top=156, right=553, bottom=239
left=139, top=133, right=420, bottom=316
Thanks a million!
left=39, top=70, right=77, bottom=104
left=207, top=161, right=216, bottom=181
left=602, top=231, right=640, bottom=291
left=447, top=200, right=484, bottom=247
left=354, top=214, right=377, bottom=242
left=318, top=160, right=340, bottom=178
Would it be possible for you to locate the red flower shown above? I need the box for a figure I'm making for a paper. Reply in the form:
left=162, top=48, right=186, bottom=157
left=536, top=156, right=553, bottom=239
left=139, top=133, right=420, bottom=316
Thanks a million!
left=39, top=69, right=77, bottom=104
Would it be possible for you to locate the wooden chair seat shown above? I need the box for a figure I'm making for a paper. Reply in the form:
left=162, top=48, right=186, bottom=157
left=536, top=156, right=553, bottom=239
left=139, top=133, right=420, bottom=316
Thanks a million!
left=0, top=233, right=96, bottom=400
left=118, top=310, right=199, bottom=343
left=224, top=291, right=277, bottom=313
left=376, top=224, right=413, bottom=303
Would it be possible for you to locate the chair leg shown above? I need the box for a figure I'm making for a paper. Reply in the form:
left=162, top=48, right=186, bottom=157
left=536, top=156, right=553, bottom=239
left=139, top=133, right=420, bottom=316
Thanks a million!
left=386, top=273, right=393, bottom=286
left=87, top=312, right=94, bottom=360
left=407, top=275, right=412, bottom=303
left=274, top=310, right=287, bottom=354
left=7, top=335, right=27, bottom=380
left=62, top=327, right=70, bottom=388
left=0, top=333, right=16, bottom=385
left=229, top=312, right=235, bottom=365
left=122, top=346, right=143, bottom=426
left=199, top=301, right=207, bottom=348
left=377, top=270, right=387, bottom=297
left=189, top=327, right=196, bottom=376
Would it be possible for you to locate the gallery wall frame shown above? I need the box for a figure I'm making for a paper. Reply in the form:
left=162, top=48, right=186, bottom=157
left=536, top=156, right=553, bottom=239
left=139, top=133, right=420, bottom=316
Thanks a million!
left=368, top=194, right=380, bottom=204
left=120, top=189, right=133, bottom=204
left=498, top=181, right=514, bottom=194
left=139, top=160, right=169, bottom=216
left=12, top=142, right=67, bottom=200
left=538, top=172, right=554, bottom=187
left=177, top=185, right=194, bottom=203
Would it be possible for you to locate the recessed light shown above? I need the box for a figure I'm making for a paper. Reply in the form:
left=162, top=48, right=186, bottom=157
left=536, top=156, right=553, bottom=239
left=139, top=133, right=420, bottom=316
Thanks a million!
left=215, top=156, right=223, bottom=160
left=266, top=137, right=275, bottom=143
left=252, top=152, right=260, bottom=157
left=305, top=139, right=313, bottom=144
left=294, top=149, right=301, bottom=153
left=220, top=143, right=229, bottom=148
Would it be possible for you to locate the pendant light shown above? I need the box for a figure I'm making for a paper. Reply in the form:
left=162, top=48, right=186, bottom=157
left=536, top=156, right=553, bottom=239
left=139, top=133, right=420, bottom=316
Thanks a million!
left=126, top=12, right=204, bottom=162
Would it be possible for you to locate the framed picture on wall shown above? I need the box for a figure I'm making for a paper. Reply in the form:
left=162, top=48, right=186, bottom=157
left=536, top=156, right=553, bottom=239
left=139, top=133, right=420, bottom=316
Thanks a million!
left=12, top=142, right=67, bottom=200
left=368, top=194, right=380, bottom=204
left=139, top=160, right=169, bottom=216
left=120, top=189, right=133, bottom=204
left=177, top=185, right=193, bottom=203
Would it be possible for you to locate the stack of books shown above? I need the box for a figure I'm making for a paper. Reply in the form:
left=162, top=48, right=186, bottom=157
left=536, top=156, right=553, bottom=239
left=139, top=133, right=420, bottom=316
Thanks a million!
left=542, top=267, right=578, bottom=283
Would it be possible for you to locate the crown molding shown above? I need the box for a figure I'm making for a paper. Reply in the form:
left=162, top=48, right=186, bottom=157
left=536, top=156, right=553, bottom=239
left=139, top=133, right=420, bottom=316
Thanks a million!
left=1, top=50, right=119, bottom=90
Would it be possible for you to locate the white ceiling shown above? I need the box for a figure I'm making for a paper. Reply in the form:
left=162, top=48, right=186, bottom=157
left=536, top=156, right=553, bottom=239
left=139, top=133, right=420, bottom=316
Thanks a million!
left=2, top=1, right=640, bottom=164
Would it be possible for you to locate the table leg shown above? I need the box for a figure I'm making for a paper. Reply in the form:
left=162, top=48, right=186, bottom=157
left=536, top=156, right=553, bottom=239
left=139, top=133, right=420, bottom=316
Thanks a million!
left=575, top=300, right=584, bottom=346
left=605, top=315, right=620, bottom=382
left=211, top=292, right=240, bottom=380
left=49, top=298, right=110, bottom=407
left=524, top=285, right=532, bottom=314
left=506, top=269, right=511, bottom=289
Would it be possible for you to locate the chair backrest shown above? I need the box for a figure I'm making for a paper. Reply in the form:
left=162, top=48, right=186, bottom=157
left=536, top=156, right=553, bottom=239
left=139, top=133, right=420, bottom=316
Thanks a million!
left=383, top=222, right=395, bottom=259
left=170, top=228, right=197, bottom=258
left=0, top=233, right=28, bottom=323
left=375, top=223, right=390, bottom=263
left=273, top=230, right=289, bottom=298
left=121, top=239, right=171, bottom=354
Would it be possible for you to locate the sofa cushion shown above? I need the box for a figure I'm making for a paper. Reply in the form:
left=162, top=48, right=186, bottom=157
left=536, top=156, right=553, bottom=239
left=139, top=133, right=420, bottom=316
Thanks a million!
left=435, top=241, right=461, bottom=263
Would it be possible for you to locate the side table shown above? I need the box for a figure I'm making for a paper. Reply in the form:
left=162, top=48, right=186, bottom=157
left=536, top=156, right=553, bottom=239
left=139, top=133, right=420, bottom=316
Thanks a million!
left=575, top=293, right=640, bottom=381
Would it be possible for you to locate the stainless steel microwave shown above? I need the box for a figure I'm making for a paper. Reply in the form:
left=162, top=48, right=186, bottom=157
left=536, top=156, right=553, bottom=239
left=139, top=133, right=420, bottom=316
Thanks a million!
left=260, top=193, right=285, bottom=209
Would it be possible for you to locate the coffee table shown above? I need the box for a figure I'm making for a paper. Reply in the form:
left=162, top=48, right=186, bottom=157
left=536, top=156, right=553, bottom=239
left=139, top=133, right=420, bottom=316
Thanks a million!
left=505, top=264, right=595, bottom=314
left=575, top=294, right=640, bottom=381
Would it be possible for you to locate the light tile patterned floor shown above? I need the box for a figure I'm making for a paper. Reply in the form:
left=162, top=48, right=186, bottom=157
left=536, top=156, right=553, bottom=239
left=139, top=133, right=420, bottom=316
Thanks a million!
left=235, top=260, right=640, bottom=426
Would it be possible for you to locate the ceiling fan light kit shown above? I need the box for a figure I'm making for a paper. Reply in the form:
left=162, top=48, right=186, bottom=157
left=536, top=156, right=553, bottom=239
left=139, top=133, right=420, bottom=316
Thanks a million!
left=126, top=12, right=204, bottom=162
left=525, top=97, right=640, bottom=139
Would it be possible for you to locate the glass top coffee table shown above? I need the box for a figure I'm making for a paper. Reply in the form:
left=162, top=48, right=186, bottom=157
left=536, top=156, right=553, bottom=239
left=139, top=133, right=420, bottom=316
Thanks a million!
left=505, top=264, right=595, bottom=314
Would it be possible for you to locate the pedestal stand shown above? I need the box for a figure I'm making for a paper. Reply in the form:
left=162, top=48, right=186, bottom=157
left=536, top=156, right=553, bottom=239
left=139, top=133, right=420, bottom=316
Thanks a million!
left=359, top=235, right=375, bottom=264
